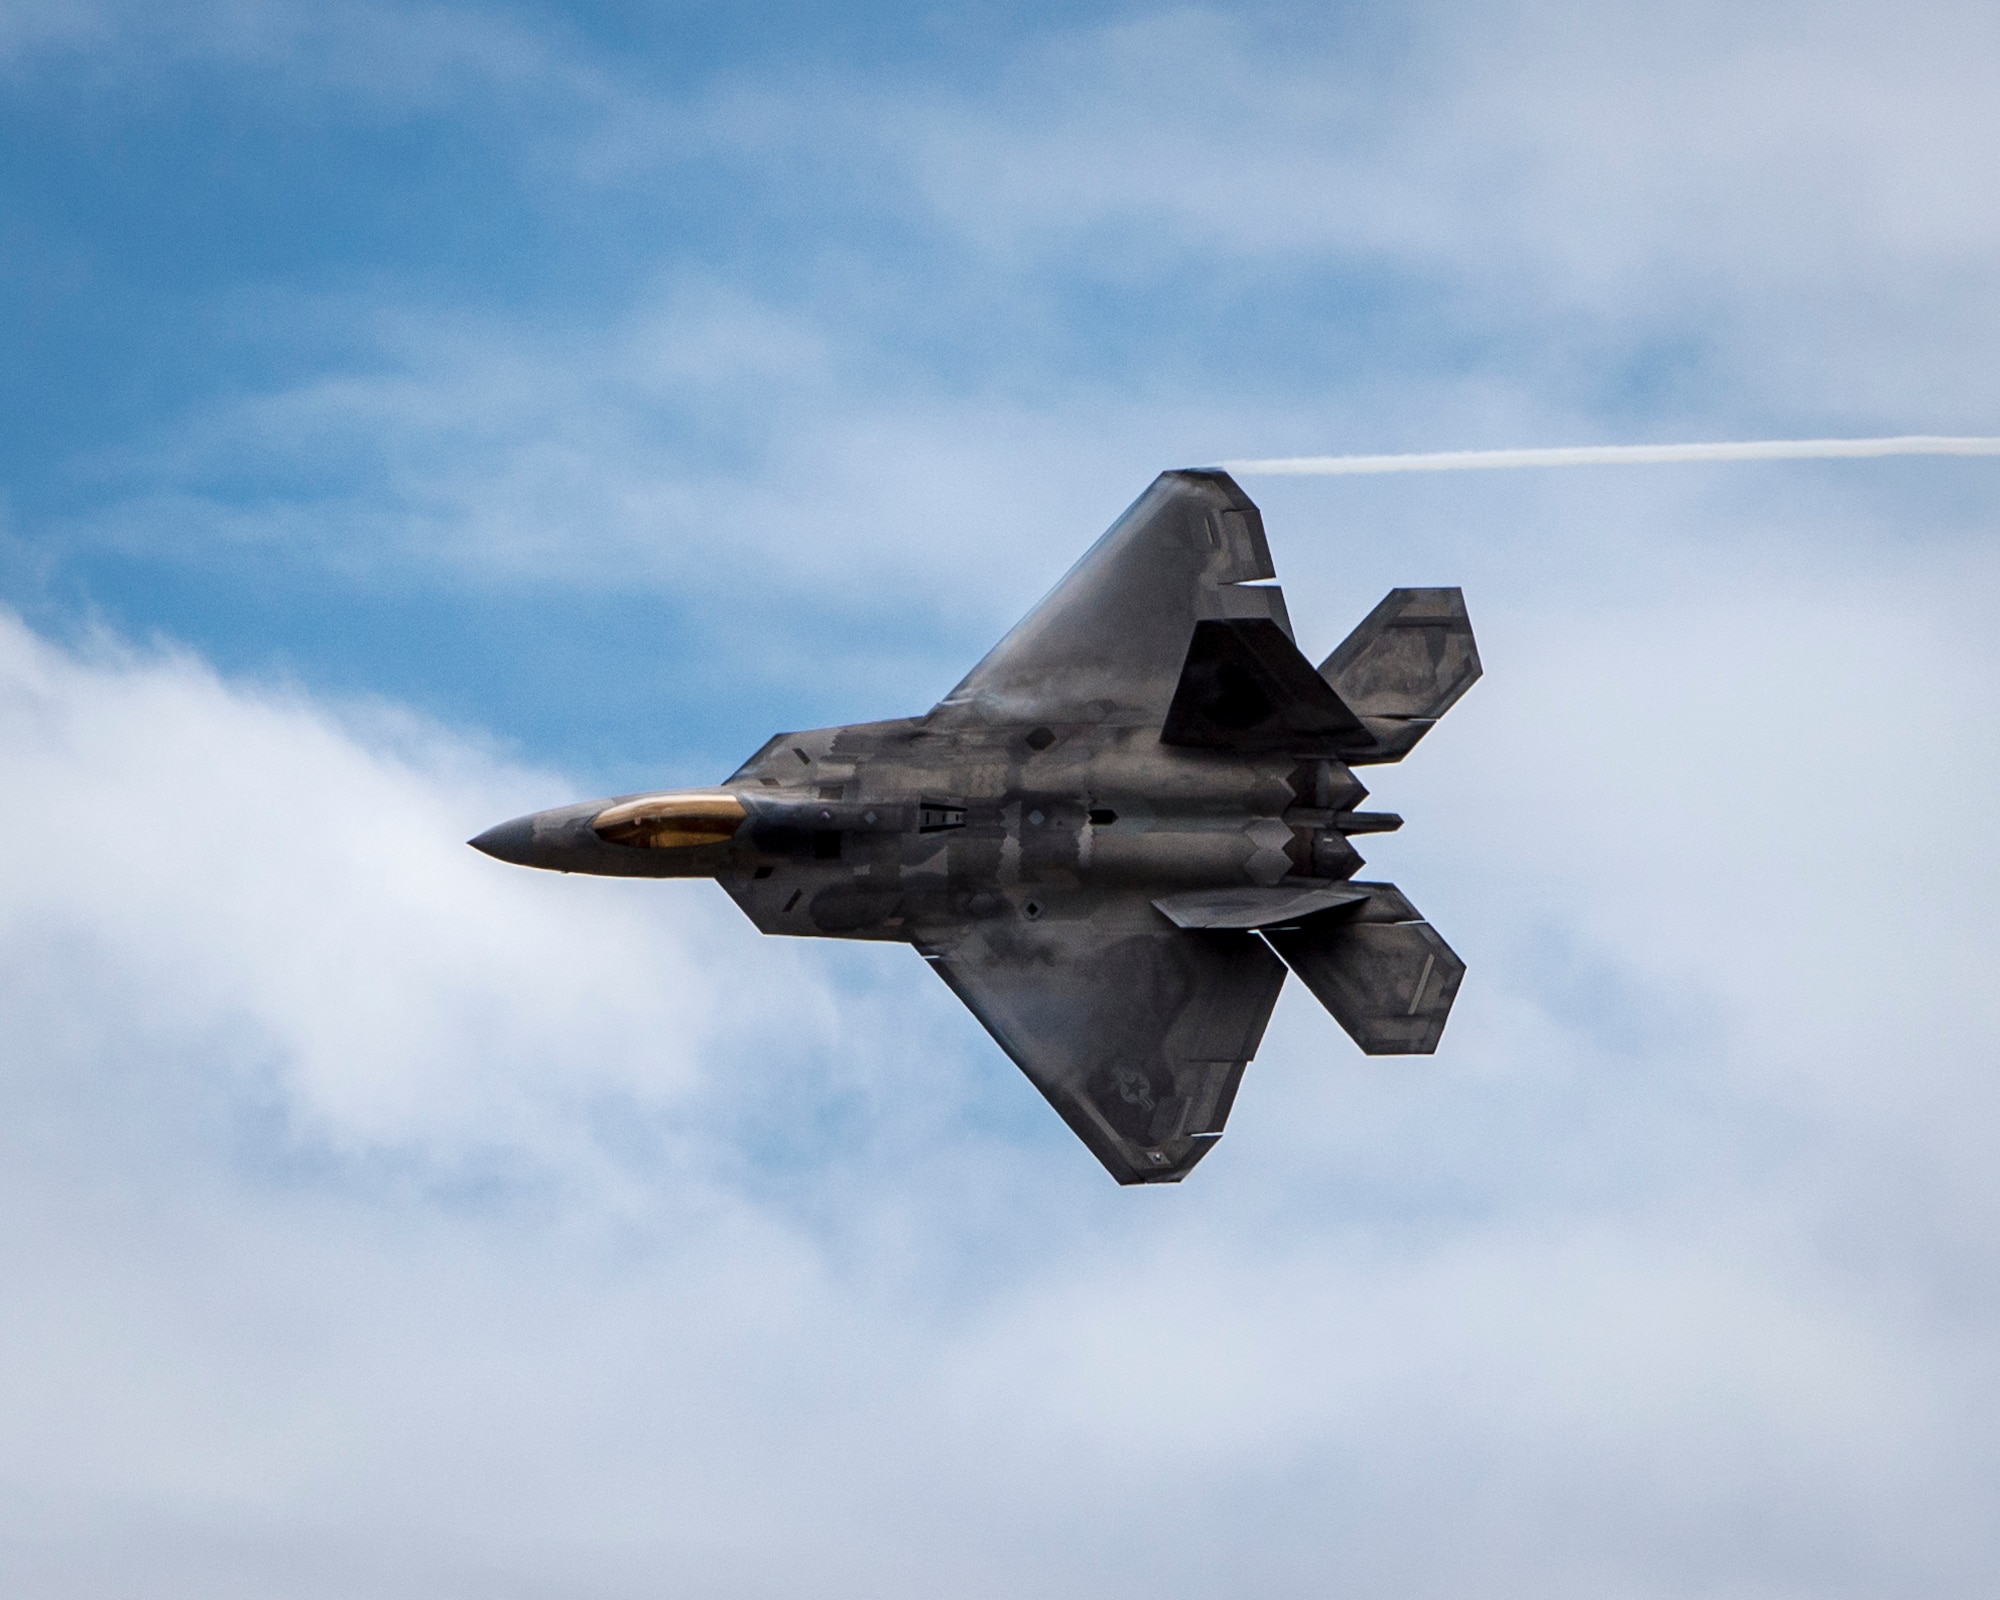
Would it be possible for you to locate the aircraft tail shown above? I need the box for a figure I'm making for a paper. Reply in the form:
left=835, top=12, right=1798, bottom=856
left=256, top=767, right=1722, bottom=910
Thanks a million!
left=1158, top=589, right=1479, bottom=763
left=1317, top=588, right=1481, bottom=764
left=1261, top=882, right=1465, bottom=1054
left=1153, top=592, right=1476, bottom=1055
left=1159, top=617, right=1367, bottom=757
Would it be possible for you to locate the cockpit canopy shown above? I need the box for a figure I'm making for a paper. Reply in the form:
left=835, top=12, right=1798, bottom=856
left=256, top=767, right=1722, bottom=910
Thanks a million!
left=592, top=790, right=747, bottom=849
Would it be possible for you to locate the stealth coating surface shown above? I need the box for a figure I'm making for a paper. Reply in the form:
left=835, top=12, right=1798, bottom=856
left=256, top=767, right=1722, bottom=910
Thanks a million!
left=938, top=471, right=1289, bottom=728
left=923, top=900, right=1287, bottom=1183
left=469, top=470, right=1479, bottom=1183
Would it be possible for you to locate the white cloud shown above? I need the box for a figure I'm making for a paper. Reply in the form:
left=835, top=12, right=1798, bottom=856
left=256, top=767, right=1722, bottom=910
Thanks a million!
left=40, top=0, right=1999, bottom=651
left=883, top=4, right=2000, bottom=294
left=5, top=489, right=2000, bottom=1593
left=7, top=3, right=2000, bottom=1590
left=0, top=610, right=847, bottom=1186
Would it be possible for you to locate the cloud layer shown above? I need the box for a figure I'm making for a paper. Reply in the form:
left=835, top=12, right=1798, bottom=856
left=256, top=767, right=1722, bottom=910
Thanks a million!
left=4, top=1, right=2000, bottom=1594
left=3, top=495, right=1998, bottom=1596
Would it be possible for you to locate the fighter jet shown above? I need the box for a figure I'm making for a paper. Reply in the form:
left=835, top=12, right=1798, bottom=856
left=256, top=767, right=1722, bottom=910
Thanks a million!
left=471, top=470, right=1479, bottom=1183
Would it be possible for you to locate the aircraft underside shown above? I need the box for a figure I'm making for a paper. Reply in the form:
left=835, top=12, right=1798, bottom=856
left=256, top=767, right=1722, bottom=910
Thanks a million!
left=472, top=469, right=1480, bottom=1183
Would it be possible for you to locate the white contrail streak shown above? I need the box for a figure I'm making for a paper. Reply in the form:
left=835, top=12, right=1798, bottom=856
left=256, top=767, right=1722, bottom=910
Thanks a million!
left=1217, top=435, right=2000, bottom=476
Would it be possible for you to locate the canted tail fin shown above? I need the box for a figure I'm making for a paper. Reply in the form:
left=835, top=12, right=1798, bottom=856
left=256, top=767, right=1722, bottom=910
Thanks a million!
left=1318, top=588, right=1481, bottom=764
left=1159, top=618, right=1367, bottom=757
left=1160, top=590, right=1480, bottom=763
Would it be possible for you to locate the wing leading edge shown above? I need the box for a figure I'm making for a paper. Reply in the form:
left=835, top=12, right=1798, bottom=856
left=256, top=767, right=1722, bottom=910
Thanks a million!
left=911, top=476, right=1473, bottom=1180
left=924, top=883, right=1464, bottom=1182
left=934, top=470, right=1294, bottom=729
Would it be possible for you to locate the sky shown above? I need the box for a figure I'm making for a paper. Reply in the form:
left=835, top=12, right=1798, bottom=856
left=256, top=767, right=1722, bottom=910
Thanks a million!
left=3, top=2, right=1999, bottom=1595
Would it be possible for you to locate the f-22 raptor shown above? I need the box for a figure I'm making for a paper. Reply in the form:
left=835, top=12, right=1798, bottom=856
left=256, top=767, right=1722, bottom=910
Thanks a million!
left=472, top=470, right=1480, bottom=1183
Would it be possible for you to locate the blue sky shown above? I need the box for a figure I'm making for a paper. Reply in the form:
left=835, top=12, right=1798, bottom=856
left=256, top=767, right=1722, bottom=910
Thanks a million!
left=20, top=0, right=1990, bottom=785
left=3, top=3, right=2000, bottom=1596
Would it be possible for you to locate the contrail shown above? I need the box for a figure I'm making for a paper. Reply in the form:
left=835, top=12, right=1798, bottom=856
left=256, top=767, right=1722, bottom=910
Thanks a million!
left=1217, top=434, right=2000, bottom=476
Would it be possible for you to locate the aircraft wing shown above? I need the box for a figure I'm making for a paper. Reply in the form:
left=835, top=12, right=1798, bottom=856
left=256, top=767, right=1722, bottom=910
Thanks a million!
left=933, top=469, right=1296, bottom=728
left=918, top=900, right=1287, bottom=1183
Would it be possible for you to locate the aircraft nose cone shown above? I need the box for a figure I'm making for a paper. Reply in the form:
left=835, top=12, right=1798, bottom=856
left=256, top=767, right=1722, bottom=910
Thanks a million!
left=468, top=814, right=538, bottom=866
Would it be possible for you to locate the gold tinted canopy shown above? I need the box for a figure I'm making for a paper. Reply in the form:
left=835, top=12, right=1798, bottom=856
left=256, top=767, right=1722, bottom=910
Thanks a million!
left=592, top=789, right=747, bottom=849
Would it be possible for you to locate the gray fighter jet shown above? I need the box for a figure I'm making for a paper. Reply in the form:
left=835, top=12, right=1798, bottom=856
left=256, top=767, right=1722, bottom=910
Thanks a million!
left=471, top=470, right=1479, bottom=1183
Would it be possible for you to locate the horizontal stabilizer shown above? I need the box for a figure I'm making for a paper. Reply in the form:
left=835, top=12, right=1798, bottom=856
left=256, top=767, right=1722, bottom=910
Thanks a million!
left=1262, top=883, right=1465, bottom=1054
left=1162, top=618, right=1367, bottom=756
left=1318, top=588, right=1481, bottom=764
left=1154, top=882, right=1368, bottom=929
